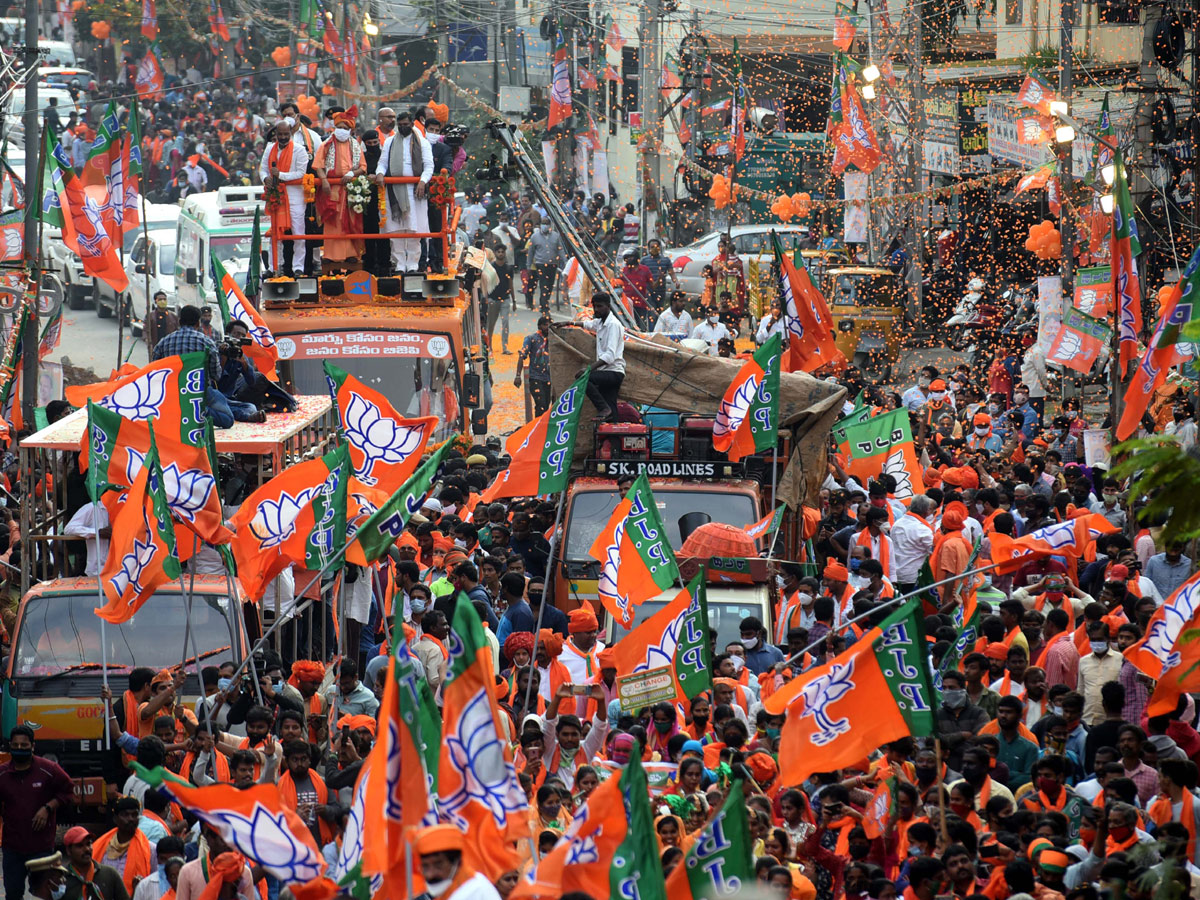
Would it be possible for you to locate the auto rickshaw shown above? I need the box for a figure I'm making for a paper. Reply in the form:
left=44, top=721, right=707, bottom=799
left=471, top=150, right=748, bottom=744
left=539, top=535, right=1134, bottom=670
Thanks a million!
left=825, top=266, right=906, bottom=374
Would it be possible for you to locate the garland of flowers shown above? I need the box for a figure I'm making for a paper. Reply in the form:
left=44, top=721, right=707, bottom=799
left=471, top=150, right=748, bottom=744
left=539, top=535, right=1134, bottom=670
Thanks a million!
left=302, top=173, right=317, bottom=204
left=428, top=170, right=455, bottom=207
left=263, top=178, right=284, bottom=214
left=378, top=183, right=388, bottom=219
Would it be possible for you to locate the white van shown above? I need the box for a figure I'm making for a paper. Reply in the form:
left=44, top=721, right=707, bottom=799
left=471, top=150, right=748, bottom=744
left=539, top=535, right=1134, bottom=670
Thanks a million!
left=38, top=40, right=78, bottom=66
left=127, top=228, right=178, bottom=333
left=93, top=202, right=182, bottom=318
left=176, top=186, right=264, bottom=307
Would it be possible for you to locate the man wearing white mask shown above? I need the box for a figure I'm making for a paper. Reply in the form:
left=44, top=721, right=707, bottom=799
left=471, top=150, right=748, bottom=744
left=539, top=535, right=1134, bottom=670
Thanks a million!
left=259, top=119, right=309, bottom=276
left=313, top=106, right=366, bottom=265
left=375, top=111, right=434, bottom=274
left=688, top=305, right=731, bottom=356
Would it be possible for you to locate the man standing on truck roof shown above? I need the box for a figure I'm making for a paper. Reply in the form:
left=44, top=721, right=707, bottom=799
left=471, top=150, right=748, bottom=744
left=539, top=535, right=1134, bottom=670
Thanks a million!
left=0, top=725, right=75, bottom=900
left=581, top=293, right=625, bottom=424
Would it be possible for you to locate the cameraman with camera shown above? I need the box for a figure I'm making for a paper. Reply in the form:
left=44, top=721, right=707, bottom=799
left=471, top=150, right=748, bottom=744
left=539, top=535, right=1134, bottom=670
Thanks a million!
left=224, top=650, right=305, bottom=729
left=216, top=321, right=268, bottom=424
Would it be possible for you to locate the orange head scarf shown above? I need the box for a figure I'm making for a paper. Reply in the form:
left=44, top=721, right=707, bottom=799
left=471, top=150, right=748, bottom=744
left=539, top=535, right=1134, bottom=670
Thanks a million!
left=197, top=853, right=245, bottom=900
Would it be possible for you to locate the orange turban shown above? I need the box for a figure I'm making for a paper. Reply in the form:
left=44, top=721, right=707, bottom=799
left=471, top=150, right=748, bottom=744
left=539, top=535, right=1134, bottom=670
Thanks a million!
left=983, top=642, right=1009, bottom=661
left=538, top=629, right=563, bottom=658
left=152, top=669, right=174, bottom=686
left=397, top=531, right=419, bottom=552
left=941, top=502, right=968, bottom=532
left=598, top=647, right=617, bottom=669
left=290, top=660, right=326, bottom=684
left=504, top=631, right=535, bottom=660
left=336, top=714, right=377, bottom=736
left=745, top=751, right=778, bottom=785
left=413, top=824, right=464, bottom=855
left=568, top=606, right=599, bottom=634
left=823, top=562, right=849, bottom=582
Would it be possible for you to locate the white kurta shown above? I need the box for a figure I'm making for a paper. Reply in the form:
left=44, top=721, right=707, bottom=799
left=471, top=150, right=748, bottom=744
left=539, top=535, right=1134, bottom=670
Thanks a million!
left=376, top=131, right=434, bottom=272
left=259, top=138, right=310, bottom=270
left=446, top=872, right=502, bottom=900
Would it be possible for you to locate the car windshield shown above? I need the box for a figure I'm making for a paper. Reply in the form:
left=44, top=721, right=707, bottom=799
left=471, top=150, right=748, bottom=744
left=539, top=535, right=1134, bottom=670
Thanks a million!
left=831, top=273, right=900, bottom=307
left=211, top=235, right=254, bottom=278
left=563, top=488, right=758, bottom=560
left=611, top=595, right=765, bottom=650
left=12, top=590, right=235, bottom=677
left=158, top=243, right=177, bottom=275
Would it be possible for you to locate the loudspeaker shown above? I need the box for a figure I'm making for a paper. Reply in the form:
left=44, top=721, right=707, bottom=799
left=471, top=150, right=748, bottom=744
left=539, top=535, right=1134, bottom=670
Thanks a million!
left=377, top=277, right=403, bottom=296
left=320, top=279, right=345, bottom=295
left=262, top=280, right=300, bottom=301
left=462, top=372, right=481, bottom=407
left=423, top=277, right=459, bottom=298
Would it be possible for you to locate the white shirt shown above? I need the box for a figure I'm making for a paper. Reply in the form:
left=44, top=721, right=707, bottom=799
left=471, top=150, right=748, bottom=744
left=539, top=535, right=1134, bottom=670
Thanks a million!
left=653, top=307, right=693, bottom=339
left=445, top=872, right=503, bottom=900
left=64, top=502, right=110, bottom=576
left=756, top=315, right=785, bottom=344
left=890, top=512, right=935, bottom=583
left=258, top=139, right=310, bottom=192
left=183, top=162, right=207, bottom=192
left=463, top=202, right=487, bottom=236
left=689, top=320, right=730, bottom=355
left=584, top=315, right=626, bottom=373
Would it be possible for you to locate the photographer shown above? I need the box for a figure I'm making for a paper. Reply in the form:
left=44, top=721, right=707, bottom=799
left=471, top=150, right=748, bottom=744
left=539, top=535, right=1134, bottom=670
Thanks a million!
left=215, top=322, right=268, bottom=424
left=225, top=650, right=305, bottom=726
left=153, top=305, right=238, bottom=427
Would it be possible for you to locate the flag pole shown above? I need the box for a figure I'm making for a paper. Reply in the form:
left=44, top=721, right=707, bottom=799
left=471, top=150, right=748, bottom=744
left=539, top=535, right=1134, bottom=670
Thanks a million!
left=135, top=101, right=153, bottom=363
left=93, top=499, right=111, bottom=751
left=523, top=486, right=568, bottom=715
left=934, top=738, right=950, bottom=844
left=769, top=558, right=1006, bottom=674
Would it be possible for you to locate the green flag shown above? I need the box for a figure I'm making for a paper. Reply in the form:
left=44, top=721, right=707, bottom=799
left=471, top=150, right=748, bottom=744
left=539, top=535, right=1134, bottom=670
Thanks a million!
left=351, top=439, right=457, bottom=563
left=666, top=780, right=755, bottom=898
left=394, top=624, right=442, bottom=791
left=1086, top=94, right=1114, bottom=185
left=127, top=98, right=143, bottom=177
left=679, top=570, right=713, bottom=702
left=1169, top=247, right=1200, bottom=342
left=306, top=442, right=351, bottom=571
left=85, top=100, right=122, bottom=173
left=875, top=598, right=937, bottom=737
left=246, top=206, right=262, bottom=298
left=611, top=749, right=668, bottom=900
left=712, top=331, right=781, bottom=460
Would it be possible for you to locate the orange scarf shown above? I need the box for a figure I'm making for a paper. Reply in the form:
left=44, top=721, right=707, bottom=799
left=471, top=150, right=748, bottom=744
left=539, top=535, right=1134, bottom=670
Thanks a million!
left=1001, top=626, right=1021, bottom=649
left=92, top=828, right=153, bottom=894
left=1035, top=630, right=1069, bottom=669
left=279, top=769, right=333, bottom=845
left=1024, top=787, right=1068, bottom=812
left=197, top=852, right=245, bottom=900
left=1035, top=596, right=1076, bottom=632
left=424, top=634, right=450, bottom=660
left=1149, top=792, right=1196, bottom=862
left=1105, top=830, right=1140, bottom=856
left=856, top=529, right=890, bottom=575
left=266, top=140, right=296, bottom=229
left=181, top=750, right=231, bottom=785
left=828, top=816, right=856, bottom=857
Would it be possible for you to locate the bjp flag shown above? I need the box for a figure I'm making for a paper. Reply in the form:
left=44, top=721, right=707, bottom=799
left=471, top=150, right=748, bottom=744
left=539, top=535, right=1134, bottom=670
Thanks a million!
left=437, top=597, right=527, bottom=880
left=513, top=747, right=665, bottom=900
left=1126, top=572, right=1200, bottom=679
left=763, top=600, right=935, bottom=786
left=135, top=765, right=325, bottom=884
left=587, top=473, right=680, bottom=628
left=66, top=352, right=209, bottom=447
left=1146, top=619, right=1200, bottom=717
left=841, top=408, right=924, bottom=501
left=712, top=332, right=781, bottom=462
left=988, top=514, right=1116, bottom=574
left=324, top=361, right=437, bottom=489
left=213, top=254, right=280, bottom=381
left=229, top=444, right=351, bottom=601
left=665, top=780, right=753, bottom=899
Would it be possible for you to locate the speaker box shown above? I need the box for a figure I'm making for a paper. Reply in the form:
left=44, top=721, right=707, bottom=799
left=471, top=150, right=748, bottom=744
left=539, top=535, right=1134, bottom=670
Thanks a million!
left=262, top=280, right=300, bottom=301
left=320, top=279, right=345, bottom=295
left=377, top=277, right=403, bottom=296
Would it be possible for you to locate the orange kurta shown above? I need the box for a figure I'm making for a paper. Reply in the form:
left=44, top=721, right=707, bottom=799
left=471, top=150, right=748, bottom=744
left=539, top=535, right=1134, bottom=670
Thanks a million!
left=315, top=137, right=367, bottom=261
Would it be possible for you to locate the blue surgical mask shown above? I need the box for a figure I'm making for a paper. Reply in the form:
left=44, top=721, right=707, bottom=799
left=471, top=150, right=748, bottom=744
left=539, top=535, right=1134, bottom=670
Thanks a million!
left=848, top=558, right=862, bottom=573
left=218, top=677, right=233, bottom=691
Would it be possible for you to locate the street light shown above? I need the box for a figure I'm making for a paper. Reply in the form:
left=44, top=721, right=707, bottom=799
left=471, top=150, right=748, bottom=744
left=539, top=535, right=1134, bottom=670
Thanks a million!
left=1100, top=193, right=1114, bottom=214
left=364, top=14, right=379, bottom=36
left=1101, top=163, right=1116, bottom=185
left=862, top=64, right=880, bottom=84
left=1054, top=124, right=1075, bottom=144
left=1049, top=100, right=1068, bottom=117
left=862, top=83, right=876, bottom=100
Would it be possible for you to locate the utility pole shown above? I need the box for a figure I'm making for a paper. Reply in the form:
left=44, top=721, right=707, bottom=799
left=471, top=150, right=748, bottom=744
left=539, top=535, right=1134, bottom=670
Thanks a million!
left=21, top=0, right=39, bottom=423
left=1058, top=0, right=1076, bottom=400
left=639, top=0, right=662, bottom=242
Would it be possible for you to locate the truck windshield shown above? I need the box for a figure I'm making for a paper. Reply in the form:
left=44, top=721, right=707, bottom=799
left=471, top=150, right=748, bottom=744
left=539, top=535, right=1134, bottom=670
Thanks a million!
left=563, top=489, right=758, bottom=560
left=12, top=591, right=236, bottom=677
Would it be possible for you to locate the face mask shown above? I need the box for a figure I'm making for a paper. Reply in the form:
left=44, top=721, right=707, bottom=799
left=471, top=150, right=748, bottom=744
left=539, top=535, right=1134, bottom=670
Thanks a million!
left=333, top=127, right=351, bottom=141
left=411, top=596, right=427, bottom=614
left=943, top=689, right=967, bottom=709
left=691, top=715, right=708, bottom=730
left=272, top=679, right=283, bottom=692
left=908, top=847, right=923, bottom=857
left=654, top=720, right=673, bottom=734
left=849, top=844, right=870, bottom=860
left=798, top=592, right=814, bottom=607
left=1037, top=776, right=1059, bottom=794
left=1090, top=640, right=1109, bottom=656
left=708, top=315, right=719, bottom=324
left=1052, top=704, right=1064, bottom=716
left=454, top=538, right=467, bottom=549
left=918, top=377, right=931, bottom=389
left=914, top=765, right=937, bottom=783
left=975, top=426, right=989, bottom=436
left=741, top=636, right=759, bottom=650
left=398, top=124, right=413, bottom=136
left=8, top=748, right=32, bottom=760
left=1109, top=825, right=1133, bottom=843
left=1079, top=826, right=1097, bottom=845
left=988, top=403, right=1001, bottom=414
left=425, top=878, right=454, bottom=898
left=52, top=885, right=66, bottom=900
left=766, top=727, right=781, bottom=740
left=1103, top=492, right=1118, bottom=502
left=218, top=677, right=233, bottom=691
left=930, top=391, right=947, bottom=401
left=848, top=558, right=862, bottom=573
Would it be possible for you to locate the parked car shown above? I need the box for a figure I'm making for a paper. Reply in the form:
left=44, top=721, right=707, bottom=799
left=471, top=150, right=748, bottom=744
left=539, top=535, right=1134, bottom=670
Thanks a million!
left=93, top=202, right=182, bottom=319
left=666, top=224, right=811, bottom=300
left=126, top=228, right=178, bottom=335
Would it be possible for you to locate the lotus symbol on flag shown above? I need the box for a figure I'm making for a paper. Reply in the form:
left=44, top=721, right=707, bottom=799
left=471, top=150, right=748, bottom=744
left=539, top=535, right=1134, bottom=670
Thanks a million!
left=205, top=804, right=325, bottom=883
left=597, top=520, right=632, bottom=625
left=713, top=373, right=758, bottom=441
left=441, top=689, right=526, bottom=830
left=230, top=296, right=276, bottom=348
left=124, top=450, right=216, bottom=524
left=2, top=228, right=19, bottom=259
left=566, top=836, right=599, bottom=865
left=249, top=488, right=317, bottom=549
left=633, top=607, right=685, bottom=673
left=100, top=369, right=170, bottom=421
left=343, top=392, right=424, bottom=484
left=798, top=660, right=856, bottom=746
left=109, top=537, right=158, bottom=599
left=881, top=449, right=913, bottom=500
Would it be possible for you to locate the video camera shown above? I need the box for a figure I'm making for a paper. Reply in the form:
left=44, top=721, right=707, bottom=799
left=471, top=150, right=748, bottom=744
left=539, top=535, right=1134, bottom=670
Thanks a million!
left=220, top=336, right=252, bottom=358
left=443, top=124, right=469, bottom=148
